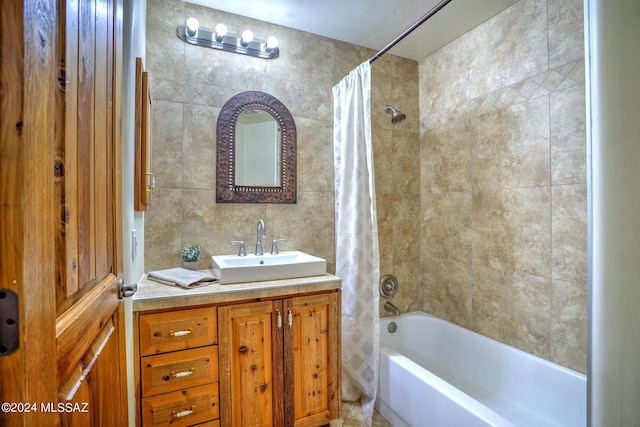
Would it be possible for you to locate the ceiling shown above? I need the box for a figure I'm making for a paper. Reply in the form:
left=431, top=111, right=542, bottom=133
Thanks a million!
left=184, top=0, right=520, bottom=61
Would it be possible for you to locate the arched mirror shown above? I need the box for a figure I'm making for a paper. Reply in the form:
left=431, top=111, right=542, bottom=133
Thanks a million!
left=216, top=91, right=296, bottom=203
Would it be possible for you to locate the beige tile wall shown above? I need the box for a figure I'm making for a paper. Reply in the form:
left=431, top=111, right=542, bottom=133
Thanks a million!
left=146, top=0, right=336, bottom=271
left=418, top=0, right=587, bottom=372
left=145, top=0, right=419, bottom=298
left=372, top=55, right=421, bottom=317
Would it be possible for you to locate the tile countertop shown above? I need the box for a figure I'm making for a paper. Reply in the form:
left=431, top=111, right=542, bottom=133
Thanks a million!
left=132, top=271, right=342, bottom=312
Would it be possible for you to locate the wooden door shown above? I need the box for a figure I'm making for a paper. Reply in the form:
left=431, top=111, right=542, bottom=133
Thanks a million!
left=218, top=301, right=284, bottom=426
left=0, top=0, right=126, bottom=426
left=285, top=292, right=341, bottom=427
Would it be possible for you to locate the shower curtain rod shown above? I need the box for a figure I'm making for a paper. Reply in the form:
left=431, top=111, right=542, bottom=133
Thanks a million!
left=368, top=0, right=453, bottom=64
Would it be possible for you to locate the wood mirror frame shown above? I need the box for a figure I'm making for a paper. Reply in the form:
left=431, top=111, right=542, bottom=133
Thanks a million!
left=216, top=91, right=297, bottom=203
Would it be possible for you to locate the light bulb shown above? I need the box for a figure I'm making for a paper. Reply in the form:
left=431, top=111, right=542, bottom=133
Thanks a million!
left=266, top=36, right=278, bottom=51
left=241, top=30, right=254, bottom=46
left=214, top=23, right=227, bottom=41
left=185, top=17, right=199, bottom=37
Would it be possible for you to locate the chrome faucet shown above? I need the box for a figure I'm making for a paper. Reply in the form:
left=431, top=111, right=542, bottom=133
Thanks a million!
left=384, top=301, right=401, bottom=316
left=255, top=219, right=267, bottom=255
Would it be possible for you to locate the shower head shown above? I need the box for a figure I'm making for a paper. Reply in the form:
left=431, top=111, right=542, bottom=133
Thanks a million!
left=384, top=105, right=406, bottom=125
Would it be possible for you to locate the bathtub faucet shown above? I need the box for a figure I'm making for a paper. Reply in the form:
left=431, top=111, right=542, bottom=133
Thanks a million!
left=384, top=301, right=401, bottom=316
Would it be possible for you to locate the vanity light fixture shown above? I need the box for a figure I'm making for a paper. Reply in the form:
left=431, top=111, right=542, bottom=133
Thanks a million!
left=177, top=18, right=279, bottom=59
left=214, top=23, right=227, bottom=42
left=240, top=30, right=254, bottom=47
left=186, top=17, right=199, bottom=36
left=266, top=36, right=279, bottom=52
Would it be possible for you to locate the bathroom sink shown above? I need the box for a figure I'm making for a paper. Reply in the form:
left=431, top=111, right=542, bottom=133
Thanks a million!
left=211, top=251, right=327, bottom=284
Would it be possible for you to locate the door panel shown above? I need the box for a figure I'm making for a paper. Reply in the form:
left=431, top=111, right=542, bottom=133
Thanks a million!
left=0, top=0, right=126, bottom=425
left=59, top=313, right=124, bottom=426
left=0, top=0, right=29, bottom=418
left=55, top=0, right=127, bottom=422
left=1, top=0, right=60, bottom=425
left=56, top=275, right=121, bottom=382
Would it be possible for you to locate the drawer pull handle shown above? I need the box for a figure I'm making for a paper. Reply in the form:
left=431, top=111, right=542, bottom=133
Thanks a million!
left=276, top=309, right=282, bottom=329
left=169, top=328, right=192, bottom=337
left=171, top=406, right=194, bottom=419
left=287, top=309, right=293, bottom=328
left=171, top=368, right=194, bottom=378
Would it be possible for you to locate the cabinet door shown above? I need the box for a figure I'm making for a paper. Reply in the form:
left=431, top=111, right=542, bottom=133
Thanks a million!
left=219, top=300, right=284, bottom=426
left=285, top=292, right=341, bottom=426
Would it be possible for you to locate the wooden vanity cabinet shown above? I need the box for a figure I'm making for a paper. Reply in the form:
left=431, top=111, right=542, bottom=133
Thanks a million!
left=134, top=286, right=341, bottom=427
left=218, top=291, right=341, bottom=427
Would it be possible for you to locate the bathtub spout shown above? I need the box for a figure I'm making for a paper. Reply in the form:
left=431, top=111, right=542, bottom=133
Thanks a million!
left=384, top=301, right=401, bottom=316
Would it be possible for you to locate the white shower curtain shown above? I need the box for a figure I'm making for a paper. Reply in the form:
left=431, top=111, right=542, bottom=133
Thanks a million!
left=332, top=61, right=380, bottom=426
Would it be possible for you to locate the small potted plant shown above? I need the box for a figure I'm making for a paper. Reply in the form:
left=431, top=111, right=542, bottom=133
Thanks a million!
left=176, top=244, right=203, bottom=270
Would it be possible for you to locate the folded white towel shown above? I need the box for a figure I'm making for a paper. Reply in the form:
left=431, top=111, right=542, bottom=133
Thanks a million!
left=148, top=267, right=218, bottom=288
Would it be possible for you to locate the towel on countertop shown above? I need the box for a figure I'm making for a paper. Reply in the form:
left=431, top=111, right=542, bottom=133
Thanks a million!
left=148, top=267, right=218, bottom=288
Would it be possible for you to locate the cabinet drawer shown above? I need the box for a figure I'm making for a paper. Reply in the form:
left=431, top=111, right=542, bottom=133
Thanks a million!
left=142, top=346, right=219, bottom=397
left=139, top=307, right=217, bottom=355
left=190, top=421, right=220, bottom=427
left=141, top=383, right=219, bottom=427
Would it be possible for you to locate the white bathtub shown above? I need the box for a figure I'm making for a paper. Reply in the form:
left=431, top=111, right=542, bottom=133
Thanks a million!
left=376, top=312, right=586, bottom=427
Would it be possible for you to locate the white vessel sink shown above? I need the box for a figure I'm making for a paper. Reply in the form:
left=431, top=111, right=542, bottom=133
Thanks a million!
left=211, top=251, right=327, bottom=285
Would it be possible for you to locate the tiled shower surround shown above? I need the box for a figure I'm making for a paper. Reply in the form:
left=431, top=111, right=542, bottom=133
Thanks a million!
left=418, top=0, right=586, bottom=372
left=146, top=0, right=586, bottom=373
